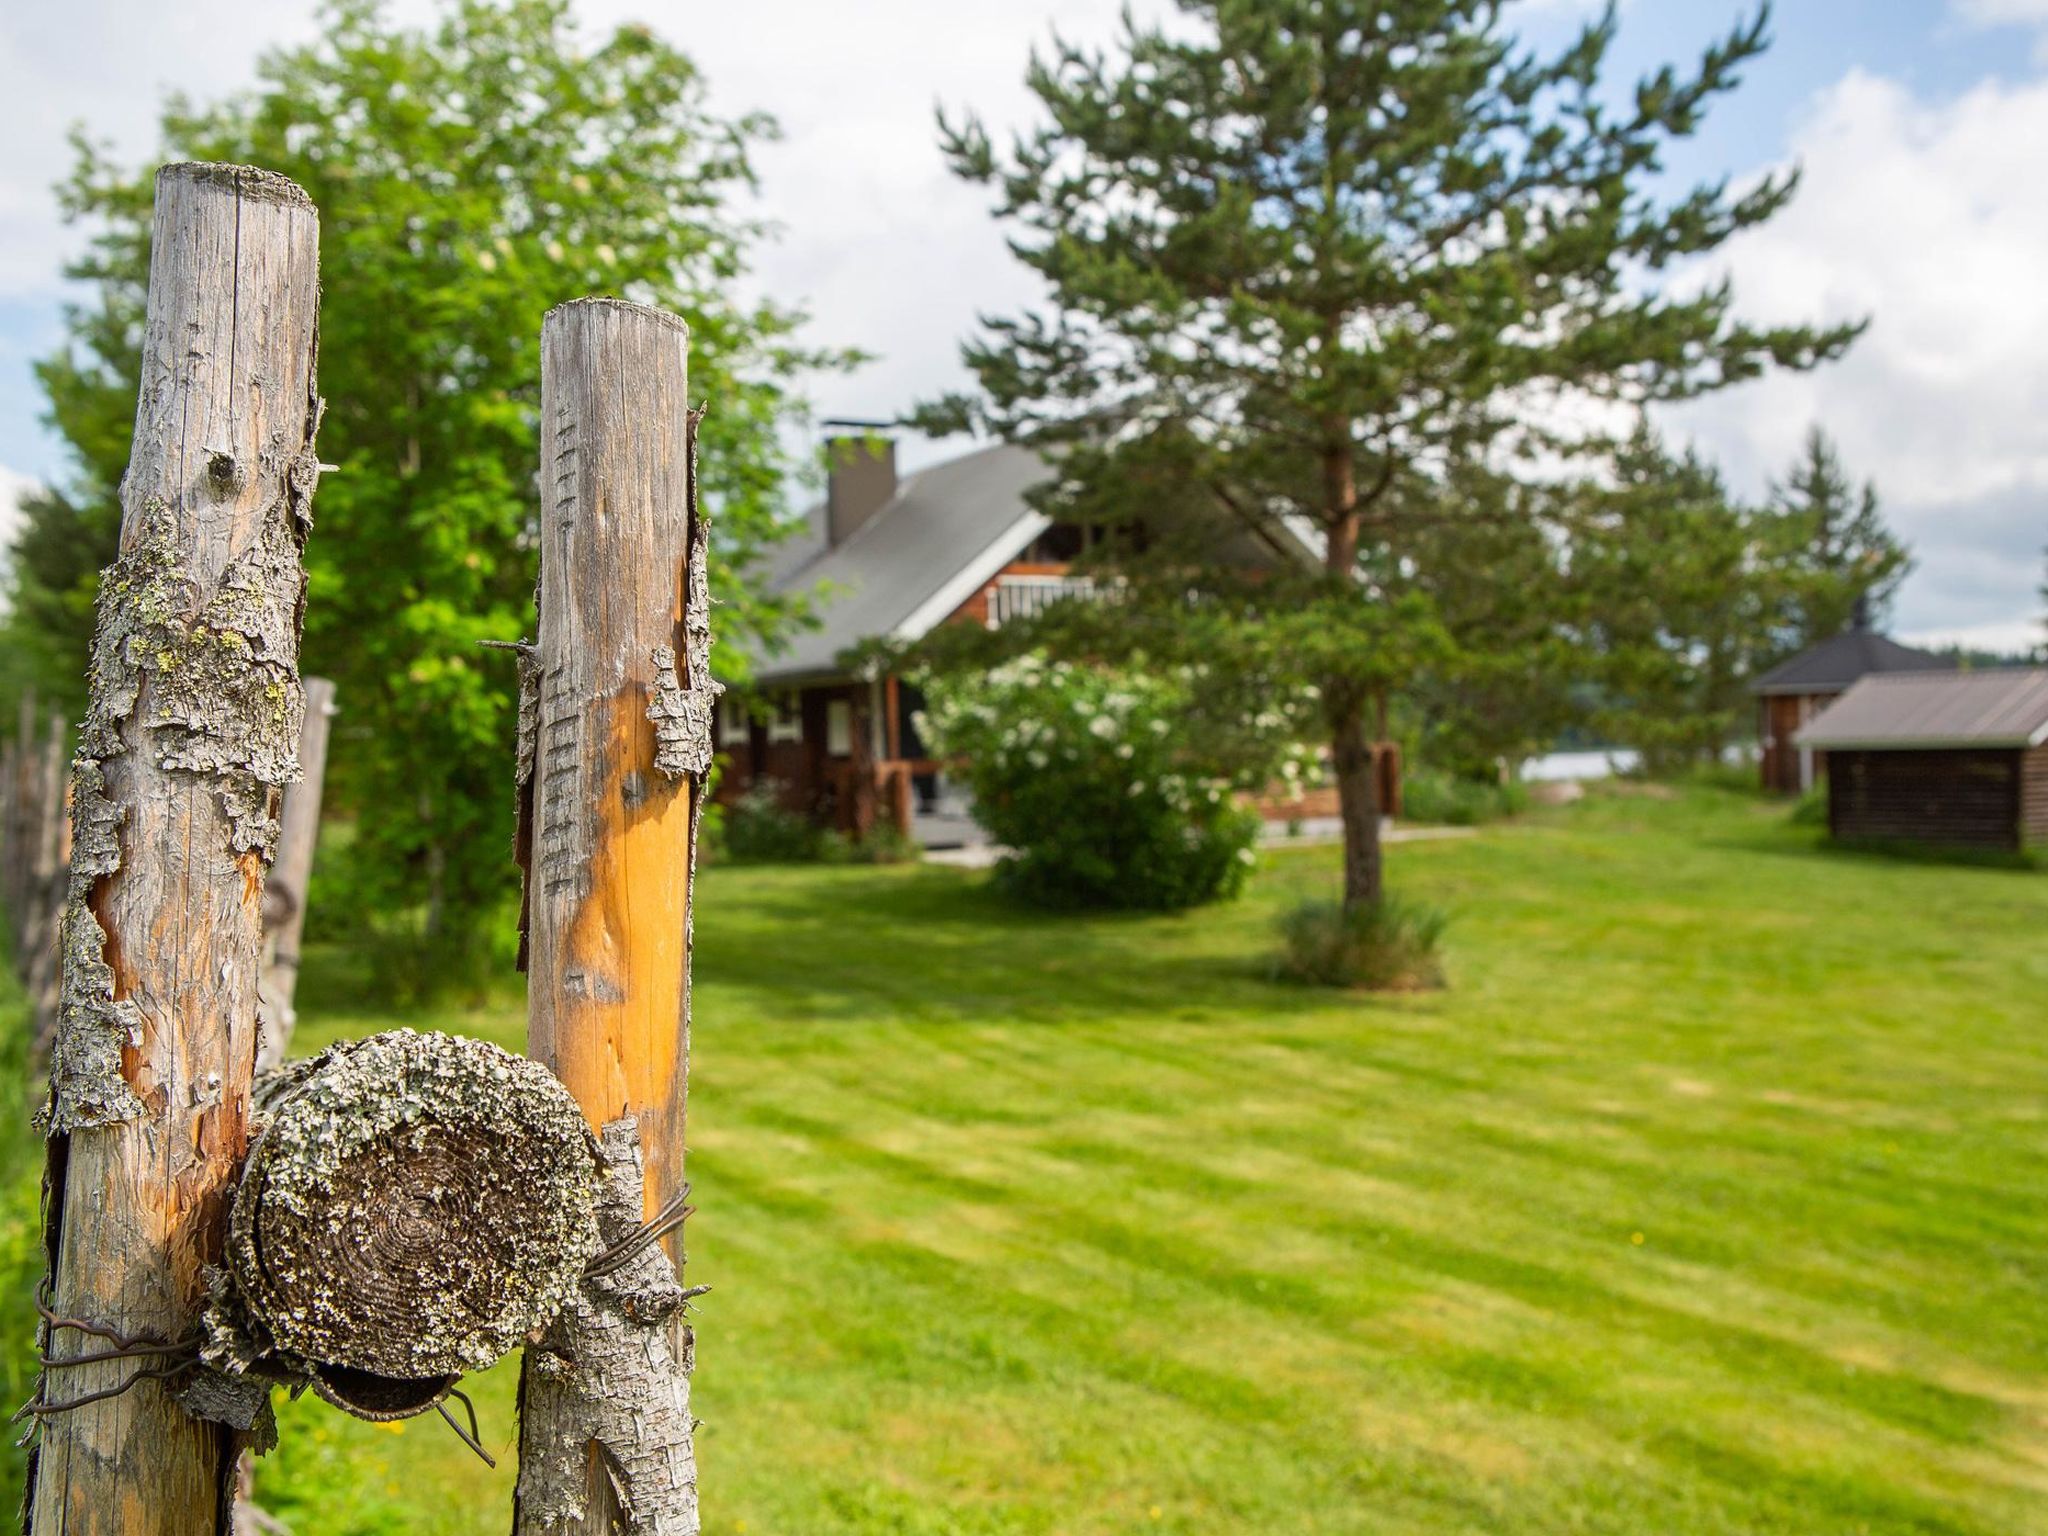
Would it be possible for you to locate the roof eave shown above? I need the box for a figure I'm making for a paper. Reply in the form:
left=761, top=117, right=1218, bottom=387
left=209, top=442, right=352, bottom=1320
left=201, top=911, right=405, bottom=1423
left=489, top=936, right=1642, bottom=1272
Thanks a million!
left=1795, top=736, right=2033, bottom=752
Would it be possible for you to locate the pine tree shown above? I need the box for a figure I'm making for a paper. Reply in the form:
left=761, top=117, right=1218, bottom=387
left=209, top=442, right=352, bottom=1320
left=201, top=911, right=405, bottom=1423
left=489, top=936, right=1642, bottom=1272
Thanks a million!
left=1576, top=421, right=1765, bottom=769
left=1762, top=425, right=1909, bottom=649
left=920, top=0, right=1858, bottom=910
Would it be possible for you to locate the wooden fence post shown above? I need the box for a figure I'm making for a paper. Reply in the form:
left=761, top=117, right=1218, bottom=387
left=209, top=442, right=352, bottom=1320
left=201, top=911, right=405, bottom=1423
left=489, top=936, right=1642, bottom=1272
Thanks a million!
left=7, top=691, right=38, bottom=950
left=257, top=675, right=335, bottom=1072
left=27, top=162, right=320, bottom=1536
left=25, top=708, right=70, bottom=1048
left=513, top=298, right=713, bottom=1534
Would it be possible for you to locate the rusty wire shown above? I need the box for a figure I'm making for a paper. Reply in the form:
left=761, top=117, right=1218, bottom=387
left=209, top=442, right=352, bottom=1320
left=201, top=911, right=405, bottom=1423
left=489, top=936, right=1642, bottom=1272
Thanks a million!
left=583, top=1184, right=694, bottom=1281
left=435, top=1384, right=496, bottom=1468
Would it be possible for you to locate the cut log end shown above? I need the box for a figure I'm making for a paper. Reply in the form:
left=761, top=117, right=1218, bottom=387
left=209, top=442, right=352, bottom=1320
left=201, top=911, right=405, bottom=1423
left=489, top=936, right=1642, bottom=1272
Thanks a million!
left=225, top=1030, right=600, bottom=1388
left=159, top=161, right=316, bottom=210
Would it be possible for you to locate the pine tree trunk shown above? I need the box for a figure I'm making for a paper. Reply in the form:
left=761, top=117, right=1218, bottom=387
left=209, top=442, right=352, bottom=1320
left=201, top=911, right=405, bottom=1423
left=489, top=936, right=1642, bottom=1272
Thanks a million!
left=1331, top=697, right=1383, bottom=912
left=28, top=162, right=320, bottom=1536
left=513, top=299, right=714, bottom=1535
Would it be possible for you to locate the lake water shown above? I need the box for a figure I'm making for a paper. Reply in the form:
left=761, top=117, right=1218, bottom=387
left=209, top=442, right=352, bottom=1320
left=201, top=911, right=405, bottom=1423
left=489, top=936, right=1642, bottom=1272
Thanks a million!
left=1521, top=748, right=1643, bottom=782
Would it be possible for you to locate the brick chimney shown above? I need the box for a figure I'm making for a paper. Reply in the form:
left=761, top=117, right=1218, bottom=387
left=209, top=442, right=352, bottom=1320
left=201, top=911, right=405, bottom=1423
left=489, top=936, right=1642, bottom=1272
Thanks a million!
left=824, top=426, right=896, bottom=546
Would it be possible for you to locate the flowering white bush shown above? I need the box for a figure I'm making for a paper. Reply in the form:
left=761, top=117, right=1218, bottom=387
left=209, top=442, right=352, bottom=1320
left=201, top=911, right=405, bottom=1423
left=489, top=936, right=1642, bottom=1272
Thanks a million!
left=917, top=654, right=1268, bottom=910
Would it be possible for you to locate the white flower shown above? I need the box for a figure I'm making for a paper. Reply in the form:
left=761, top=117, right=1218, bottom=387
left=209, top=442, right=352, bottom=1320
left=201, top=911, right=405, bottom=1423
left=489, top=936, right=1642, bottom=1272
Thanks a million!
left=1116, top=743, right=1134, bottom=760
left=1129, top=781, right=1147, bottom=796
left=1236, top=847, right=1256, bottom=865
left=1089, top=715, right=1119, bottom=740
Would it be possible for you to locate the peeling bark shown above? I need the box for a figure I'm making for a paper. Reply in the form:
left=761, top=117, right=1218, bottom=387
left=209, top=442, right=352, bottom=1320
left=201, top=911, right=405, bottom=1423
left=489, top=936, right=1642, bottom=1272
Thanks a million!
left=515, top=1121, right=697, bottom=1532
left=514, top=299, right=705, bottom=1536
left=29, top=161, right=321, bottom=1536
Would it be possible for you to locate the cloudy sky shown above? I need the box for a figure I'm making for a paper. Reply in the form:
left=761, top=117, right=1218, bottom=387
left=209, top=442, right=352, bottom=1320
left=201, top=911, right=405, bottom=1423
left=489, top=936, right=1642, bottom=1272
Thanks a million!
left=2, top=0, right=2045, bottom=649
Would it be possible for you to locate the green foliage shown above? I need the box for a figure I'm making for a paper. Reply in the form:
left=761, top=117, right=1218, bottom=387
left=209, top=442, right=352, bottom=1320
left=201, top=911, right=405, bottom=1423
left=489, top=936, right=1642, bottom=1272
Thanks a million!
left=917, top=0, right=1856, bottom=906
left=1760, top=425, right=1911, bottom=649
left=1575, top=420, right=1763, bottom=772
left=1400, top=768, right=1527, bottom=827
left=1271, top=892, right=1448, bottom=989
left=714, top=781, right=924, bottom=867
left=720, top=782, right=831, bottom=864
left=0, top=965, right=46, bottom=1517
left=1390, top=466, right=1579, bottom=779
left=1789, top=787, right=1829, bottom=827
left=919, top=654, right=1264, bottom=911
left=8, top=0, right=849, bottom=982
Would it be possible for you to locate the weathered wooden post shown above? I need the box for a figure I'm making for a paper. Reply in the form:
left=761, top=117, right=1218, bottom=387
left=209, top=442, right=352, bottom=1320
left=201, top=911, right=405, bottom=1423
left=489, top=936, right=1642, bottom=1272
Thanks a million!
left=513, top=298, right=714, bottom=1534
left=25, top=708, right=70, bottom=1046
left=7, top=691, right=38, bottom=950
left=27, top=162, right=320, bottom=1536
left=257, top=675, right=335, bottom=1071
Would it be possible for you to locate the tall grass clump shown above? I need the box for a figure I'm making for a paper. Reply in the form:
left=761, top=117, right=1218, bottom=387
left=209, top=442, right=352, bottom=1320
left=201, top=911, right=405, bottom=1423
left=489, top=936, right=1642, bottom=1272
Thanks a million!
left=1273, top=895, right=1448, bottom=990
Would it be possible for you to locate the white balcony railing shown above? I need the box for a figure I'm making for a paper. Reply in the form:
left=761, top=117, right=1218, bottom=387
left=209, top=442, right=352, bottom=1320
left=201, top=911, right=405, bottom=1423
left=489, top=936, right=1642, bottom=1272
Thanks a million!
left=986, top=574, right=1104, bottom=629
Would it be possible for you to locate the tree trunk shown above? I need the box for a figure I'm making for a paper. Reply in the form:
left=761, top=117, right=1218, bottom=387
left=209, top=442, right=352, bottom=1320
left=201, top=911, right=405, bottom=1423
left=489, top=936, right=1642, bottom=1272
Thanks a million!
left=1331, top=696, right=1383, bottom=912
left=514, top=298, right=714, bottom=1535
left=257, top=677, right=335, bottom=1072
left=28, top=162, right=321, bottom=1536
left=1321, top=433, right=1381, bottom=913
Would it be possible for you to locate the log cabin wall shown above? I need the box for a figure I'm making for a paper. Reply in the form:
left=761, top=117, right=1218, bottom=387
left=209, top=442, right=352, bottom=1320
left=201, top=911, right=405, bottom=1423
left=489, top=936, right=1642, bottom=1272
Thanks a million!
left=1827, top=747, right=2024, bottom=850
left=2022, top=744, right=2048, bottom=848
left=1759, top=692, right=1836, bottom=795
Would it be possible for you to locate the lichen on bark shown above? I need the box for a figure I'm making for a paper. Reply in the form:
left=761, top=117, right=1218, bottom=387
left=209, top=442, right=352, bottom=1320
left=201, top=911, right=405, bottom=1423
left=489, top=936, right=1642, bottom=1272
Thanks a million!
left=44, top=471, right=316, bottom=1133
left=202, top=1030, right=602, bottom=1403
left=515, top=1118, right=698, bottom=1534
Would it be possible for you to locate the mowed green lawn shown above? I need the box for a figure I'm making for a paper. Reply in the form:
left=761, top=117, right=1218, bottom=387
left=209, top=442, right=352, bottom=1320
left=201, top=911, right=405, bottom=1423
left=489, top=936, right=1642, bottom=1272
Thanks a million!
left=256, top=785, right=2047, bottom=1535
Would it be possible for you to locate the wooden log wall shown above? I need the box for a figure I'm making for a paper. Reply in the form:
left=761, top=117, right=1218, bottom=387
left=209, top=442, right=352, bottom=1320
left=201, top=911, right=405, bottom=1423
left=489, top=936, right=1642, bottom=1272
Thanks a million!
left=1827, top=748, right=2023, bottom=851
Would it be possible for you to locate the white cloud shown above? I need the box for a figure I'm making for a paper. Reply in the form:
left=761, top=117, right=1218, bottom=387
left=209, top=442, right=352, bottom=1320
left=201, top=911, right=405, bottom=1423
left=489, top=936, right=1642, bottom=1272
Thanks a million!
left=3, top=3, right=2042, bottom=645
left=0, top=464, right=42, bottom=597
left=1954, top=0, right=2048, bottom=23
left=1667, top=68, right=2048, bottom=643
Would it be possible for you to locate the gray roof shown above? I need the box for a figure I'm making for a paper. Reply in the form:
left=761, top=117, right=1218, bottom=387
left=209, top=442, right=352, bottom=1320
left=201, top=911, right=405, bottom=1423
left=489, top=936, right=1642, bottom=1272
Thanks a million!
left=755, top=444, right=1051, bottom=684
left=1750, top=628, right=1950, bottom=695
left=1796, top=668, right=2048, bottom=750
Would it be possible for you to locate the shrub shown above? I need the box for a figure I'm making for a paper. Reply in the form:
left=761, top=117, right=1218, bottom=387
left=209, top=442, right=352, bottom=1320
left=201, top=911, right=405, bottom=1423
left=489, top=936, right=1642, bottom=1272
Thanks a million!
left=1402, top=768, right=1527, bottom=827
left=1788, top=788, right=1828, bottom=827
left=1272, top=895, right=1449, bottom=990
left=714, top=781, right=924, bottom=866
left=721, top=782, right=828, bottom=863
left=919, top=654, right=1267, bottom=911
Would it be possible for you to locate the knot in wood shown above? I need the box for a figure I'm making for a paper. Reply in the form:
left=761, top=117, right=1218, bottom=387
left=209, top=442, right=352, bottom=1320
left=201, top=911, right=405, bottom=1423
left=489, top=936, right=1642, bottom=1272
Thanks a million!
left=225, top=1030, right=601, bottom=1392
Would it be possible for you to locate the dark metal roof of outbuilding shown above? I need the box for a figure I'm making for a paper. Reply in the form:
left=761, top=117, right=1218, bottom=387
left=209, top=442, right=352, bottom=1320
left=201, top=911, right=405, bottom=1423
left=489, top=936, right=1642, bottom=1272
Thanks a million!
left=1795, top=667, right=2048, bottom=750
left=1750, top=629, right=1952, bottom=695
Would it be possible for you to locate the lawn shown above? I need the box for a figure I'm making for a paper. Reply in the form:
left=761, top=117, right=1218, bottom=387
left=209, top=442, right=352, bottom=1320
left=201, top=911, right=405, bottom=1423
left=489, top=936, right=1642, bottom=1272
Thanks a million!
left=12, top=783, right=2048, bottom=1533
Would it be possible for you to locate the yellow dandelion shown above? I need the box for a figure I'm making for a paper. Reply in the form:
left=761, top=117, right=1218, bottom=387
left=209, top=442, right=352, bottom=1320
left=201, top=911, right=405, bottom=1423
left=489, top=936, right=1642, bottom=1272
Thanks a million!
left=1630, top=1231, right=1645, bottom=1246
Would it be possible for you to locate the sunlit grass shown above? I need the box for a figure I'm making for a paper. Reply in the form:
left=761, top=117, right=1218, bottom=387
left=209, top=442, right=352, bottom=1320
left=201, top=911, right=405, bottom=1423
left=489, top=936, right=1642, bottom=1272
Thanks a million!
left=14, top=784, right=2047, bottom=1533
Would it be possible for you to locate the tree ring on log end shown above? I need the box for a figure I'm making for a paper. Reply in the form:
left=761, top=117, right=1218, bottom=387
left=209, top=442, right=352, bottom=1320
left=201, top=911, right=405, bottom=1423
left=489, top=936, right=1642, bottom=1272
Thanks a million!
left=229, top=1029, right=600, bottom=1383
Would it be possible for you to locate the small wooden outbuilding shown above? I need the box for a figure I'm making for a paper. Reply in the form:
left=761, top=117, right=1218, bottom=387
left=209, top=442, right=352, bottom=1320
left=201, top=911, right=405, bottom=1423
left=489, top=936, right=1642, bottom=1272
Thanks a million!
left=1750, top=625, right=1949, bottom=794
left=1797, top=668, right=2048, bottom=852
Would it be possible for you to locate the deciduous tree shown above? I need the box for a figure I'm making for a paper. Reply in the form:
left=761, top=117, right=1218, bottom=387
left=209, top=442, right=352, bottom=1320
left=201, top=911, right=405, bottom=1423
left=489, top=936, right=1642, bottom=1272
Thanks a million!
left=10, top=0, right=845, bottom=984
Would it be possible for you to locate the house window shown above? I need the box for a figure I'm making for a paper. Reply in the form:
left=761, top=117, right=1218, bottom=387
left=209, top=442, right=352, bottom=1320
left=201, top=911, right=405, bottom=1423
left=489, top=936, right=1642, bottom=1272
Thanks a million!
left=717, top=696, right=750, bottom=745
left=766, top=695, right=802, bottom=745
left=826, top=699, right=853, bottom=756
